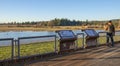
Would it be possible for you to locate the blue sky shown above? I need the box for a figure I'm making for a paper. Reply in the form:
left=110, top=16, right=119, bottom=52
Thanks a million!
left=0, top=0, right=120, bottom=23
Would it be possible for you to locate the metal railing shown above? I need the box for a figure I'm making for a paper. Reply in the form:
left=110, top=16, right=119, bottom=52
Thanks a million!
left=0, top=38, right=14, bottom=60
left=98, top=30, right=120, bottom=45
left=98, top=31, right=107, bottom=45
left=17, top=35, right=57, bottom=58
left=0, top=30, right=120, bottom=61
left=76, top=33, right=85, bottom=49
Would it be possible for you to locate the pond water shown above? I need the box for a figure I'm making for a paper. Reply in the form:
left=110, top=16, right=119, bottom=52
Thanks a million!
left=0, top=30, right=104, bottom=46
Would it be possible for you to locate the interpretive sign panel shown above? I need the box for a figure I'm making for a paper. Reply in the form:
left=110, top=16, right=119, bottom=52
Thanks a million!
left=84, top=29, right=99, bottom=37
left=84, top=29, right=99, bottom=47
left=56, top=30, right=77, bottom=52
left=57, top=30, right=76, bottom=39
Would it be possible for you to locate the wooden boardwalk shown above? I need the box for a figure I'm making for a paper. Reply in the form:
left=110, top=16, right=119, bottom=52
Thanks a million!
left=12, top=43, right=120, bottom=66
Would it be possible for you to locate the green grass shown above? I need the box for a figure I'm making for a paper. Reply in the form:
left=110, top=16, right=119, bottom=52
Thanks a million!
left=0, top=36, right=120, bottom=60
left=20, top=41, right=55, bottom=56
left=98, top=36, right=120, bottom=44
left=0, top=41, right=58, bottom=60
left=0, top=46, right=12, bottom=60
left=77, top=38, right=84, bottom=47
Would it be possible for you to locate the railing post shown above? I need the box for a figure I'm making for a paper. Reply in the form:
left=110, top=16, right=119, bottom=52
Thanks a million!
left=54, top=36, right=56, bottom=52
left=98, top=32, right=101, bottom=45
left=18, top=38, right=20, bottom=58
left=76, top=35, right=78, bottom=49
left=55, top=35, right=57, bottom=53
left=82, top=33, right=85, bottom=49
left=11, top=39, right=14, bottom=59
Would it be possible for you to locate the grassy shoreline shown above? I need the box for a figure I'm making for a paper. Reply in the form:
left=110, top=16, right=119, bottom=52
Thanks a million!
left=0, top=27, right=120, bottom=32
left=0, top=26, right=109, bottom=31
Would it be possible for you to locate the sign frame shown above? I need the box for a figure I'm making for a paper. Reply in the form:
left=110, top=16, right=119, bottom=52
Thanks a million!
left=84, top=29, right=99, bottom=38
left=56, top=30, right=77, bottom=52
left=56, top=30, right=76, bottom=40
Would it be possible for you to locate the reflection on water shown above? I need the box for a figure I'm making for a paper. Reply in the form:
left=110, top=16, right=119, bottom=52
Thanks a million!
left=0, top=31, right=56, bottom=46
left=0, top=31, right=56, bottom=39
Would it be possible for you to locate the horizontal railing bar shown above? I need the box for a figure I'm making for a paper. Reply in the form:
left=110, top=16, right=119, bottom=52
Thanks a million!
left=77, top=33, right=84, bottom=35
left=98, top=32, right=107, bottom=34
left=98, top=30, right=120, bottom=33
left=18, top=35, right=56, bottom=39
left=0, top=38, right=14, bottom=41
left=115, top=30, right=120, bottom=32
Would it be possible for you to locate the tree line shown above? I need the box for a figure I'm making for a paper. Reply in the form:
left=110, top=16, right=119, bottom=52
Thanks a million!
left=0, top=18, right=120, bottom=28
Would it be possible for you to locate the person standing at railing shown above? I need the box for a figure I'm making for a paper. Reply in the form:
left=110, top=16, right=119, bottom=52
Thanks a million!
left=104, top=20, right=115, bottom=47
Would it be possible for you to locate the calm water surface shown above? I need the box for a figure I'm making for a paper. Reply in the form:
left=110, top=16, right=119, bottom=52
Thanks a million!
left=0, top=30, right=104, bottom=46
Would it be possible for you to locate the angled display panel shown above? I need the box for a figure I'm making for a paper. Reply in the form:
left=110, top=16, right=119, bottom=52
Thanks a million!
left=84, top=29, right=99, bottom=37
left=57, top=30, right=76, bottom=39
